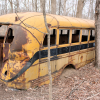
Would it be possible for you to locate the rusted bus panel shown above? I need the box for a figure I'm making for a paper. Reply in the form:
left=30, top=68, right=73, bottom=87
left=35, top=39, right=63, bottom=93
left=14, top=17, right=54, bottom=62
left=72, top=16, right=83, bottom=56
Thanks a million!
left=3, top=43, right=9, bottom=62
left=0, top=12, right=95, bottom=89
left=56, top=57, right=69, bottom=71
left=87, top=50, right=94, bottom=61
left=0, top=43, right=3, bottom=61
left=8, top=25, right=28, bottom=53
left=0, top=24, right=40, bottom=88
left=79, top=53, right=87, bottom=63
left=30, top=66, right=63, bottom=88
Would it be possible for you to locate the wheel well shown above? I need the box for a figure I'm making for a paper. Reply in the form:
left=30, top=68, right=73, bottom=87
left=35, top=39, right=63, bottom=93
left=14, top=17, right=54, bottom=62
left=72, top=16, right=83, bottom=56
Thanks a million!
left=64, top=64, right=75, bottom=69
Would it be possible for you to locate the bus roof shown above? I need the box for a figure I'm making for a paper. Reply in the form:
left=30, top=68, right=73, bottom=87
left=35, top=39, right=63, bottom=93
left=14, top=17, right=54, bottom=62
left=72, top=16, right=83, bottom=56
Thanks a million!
left=0, top=12, right=95, bottom=29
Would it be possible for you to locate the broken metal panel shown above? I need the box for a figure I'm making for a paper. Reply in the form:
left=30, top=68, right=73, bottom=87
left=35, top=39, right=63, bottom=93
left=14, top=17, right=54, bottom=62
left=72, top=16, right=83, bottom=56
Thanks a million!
left=0, top=12, right=95, bottom=89
left=7, top=25, right=28, bottom=52
left=0, top=25, right=8, bottom=36
left=3, top=43, right=9, bottom=62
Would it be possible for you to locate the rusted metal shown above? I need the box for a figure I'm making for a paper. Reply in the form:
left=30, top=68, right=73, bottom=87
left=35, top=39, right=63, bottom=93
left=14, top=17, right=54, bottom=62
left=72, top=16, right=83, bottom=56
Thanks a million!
left=8, top=25, right=28, bottom=52
left=0, top=12, right=95, bottom=89
left=3, top=43, right=9, bottom=62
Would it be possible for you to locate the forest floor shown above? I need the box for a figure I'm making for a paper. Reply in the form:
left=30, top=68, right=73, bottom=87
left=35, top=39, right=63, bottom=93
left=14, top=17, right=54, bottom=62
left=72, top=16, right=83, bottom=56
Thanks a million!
left=0, top=62, right=100, bottom=100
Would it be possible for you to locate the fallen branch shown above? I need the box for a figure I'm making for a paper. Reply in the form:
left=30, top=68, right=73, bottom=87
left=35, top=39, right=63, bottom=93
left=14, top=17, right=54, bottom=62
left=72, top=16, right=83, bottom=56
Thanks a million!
left=66, top=80, right=86, bottom=99
left=85, top=92, right=100, bottom=100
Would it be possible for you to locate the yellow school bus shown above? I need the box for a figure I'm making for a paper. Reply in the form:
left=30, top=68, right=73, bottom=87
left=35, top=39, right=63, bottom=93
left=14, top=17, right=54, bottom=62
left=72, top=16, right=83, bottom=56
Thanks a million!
left=0, top=12, right=95, bottom=89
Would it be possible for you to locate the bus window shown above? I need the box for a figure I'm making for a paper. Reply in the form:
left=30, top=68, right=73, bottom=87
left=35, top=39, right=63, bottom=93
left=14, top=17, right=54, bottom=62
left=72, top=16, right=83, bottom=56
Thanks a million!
left=43, top=29, right=57, bottom=46
left=72, top=30, right=80, bottom=43
left=59, top=29, right=69, bottom=45
left=90, top=30, right=95, bottom=41
left=82, top=30, right=88, bottom=42
left=5, top=28, right=14, bottom=43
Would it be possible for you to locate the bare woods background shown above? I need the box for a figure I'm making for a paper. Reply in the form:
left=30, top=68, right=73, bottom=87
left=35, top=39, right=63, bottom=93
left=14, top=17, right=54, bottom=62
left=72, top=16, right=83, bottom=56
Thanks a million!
left=0, top=0, right=96, bottom=19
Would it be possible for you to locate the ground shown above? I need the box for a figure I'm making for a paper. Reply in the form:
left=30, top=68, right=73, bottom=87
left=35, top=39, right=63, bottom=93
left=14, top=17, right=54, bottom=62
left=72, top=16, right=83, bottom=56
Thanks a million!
left=0, top=62, right=100, bottom=100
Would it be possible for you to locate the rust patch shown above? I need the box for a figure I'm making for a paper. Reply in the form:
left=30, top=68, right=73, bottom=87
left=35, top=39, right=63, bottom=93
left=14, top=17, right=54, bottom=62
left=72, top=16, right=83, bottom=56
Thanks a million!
left=80, top=56, right=83, bottom=62
left=15, top=16, right=24, bottom=22
left=3, top=43, right=9, bottom=62
left=8, top=25, right=28, bottom=52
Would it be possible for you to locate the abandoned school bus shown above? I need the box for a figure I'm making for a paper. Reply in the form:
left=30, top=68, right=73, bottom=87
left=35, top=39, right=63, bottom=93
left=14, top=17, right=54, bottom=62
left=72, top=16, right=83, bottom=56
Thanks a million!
left=0, top=12, right=95, bottom=89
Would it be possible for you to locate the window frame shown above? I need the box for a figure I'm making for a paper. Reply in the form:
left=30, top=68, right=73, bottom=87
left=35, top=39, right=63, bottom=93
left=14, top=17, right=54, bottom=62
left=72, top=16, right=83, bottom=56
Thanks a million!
left=71, top=29, right=81, bottom=46
left=81, top=29, right=89, bottom=43
left=42, top=28, right=57, bottom=50
left=59, top=29, right=70, bottom=45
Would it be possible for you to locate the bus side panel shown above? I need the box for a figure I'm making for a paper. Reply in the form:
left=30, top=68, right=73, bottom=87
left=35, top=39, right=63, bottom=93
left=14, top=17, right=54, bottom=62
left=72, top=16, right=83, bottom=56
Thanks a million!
left=56, top=57, right=68, bottom=71
left=79, top=52, right=87, bottom=63
left=39, top=62, right=48, bottom=77
left=68, top=53, right=79, bottom=66
left=86, top=49, right=94, bottom=63
left=39, top=60, right=56, bottom=77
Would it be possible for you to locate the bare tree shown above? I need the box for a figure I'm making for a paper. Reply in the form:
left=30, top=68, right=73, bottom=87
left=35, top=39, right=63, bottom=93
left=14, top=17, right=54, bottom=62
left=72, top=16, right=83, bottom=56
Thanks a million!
left=5, top=0, right=7, bottom=14
left=51, top=0, right=56, bottom=14
left=32, top=0, right=34, bottom=11
left=43, top=0, right=52, bottom=99
left=16, top=0, right=19, bottom=12
left=90, top=0, right=94, bottom=19
left=95, top=0, right=100, bottom=68
left=35, top=0, right=37, bottom=12
left=40, top=0, right=43, bottom=12
left=63, top=0, right=67, bottom=15
left=8, top=0, right=13, bottom=13
left=76, top=0, right=85, bottom=18
left=58, top=0, right=61, bottom=15
left=49, top=0, right=51, bottom=13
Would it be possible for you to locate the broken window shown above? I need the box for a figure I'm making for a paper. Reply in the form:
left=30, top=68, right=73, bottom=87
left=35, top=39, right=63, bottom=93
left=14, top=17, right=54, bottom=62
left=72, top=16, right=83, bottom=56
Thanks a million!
left=72, top=30, right=80, bottom=43
left=90, top=30, right=95, bottom=41
left=0, top=25, right=7, bottom=37
left=5, top=28, right=14, bottom=43
left=82, top=30, right=88, bottom=42
left=43, top=29, right=57, bottom=47
left=59, top=29, right=69, bottom=45
left=0, top=25, right=8, bottom=43
left=0, top=25, right=8, bottom=63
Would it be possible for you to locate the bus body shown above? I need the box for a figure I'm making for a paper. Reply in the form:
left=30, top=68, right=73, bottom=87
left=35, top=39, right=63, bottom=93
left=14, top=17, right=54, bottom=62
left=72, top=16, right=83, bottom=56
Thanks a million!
left=0, top=12, right=95, bottom=89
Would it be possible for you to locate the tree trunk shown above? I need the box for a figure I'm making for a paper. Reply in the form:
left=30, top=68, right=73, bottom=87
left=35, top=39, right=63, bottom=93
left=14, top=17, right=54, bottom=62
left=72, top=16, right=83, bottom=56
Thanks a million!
left=28, top=0, right=29, bottom=11
left=35, top=0, right=37, bottom=12
left=9, top=0, right=13, bottom=13
left=76, top=0, right=85, bottom=18
left=63, top=0, right=66, bottom=15
left=51, top=0, right=56, bottom=14
left=95, top=0, right=100, bottom=68
left=16, top=0, right=19, bottom=12
left=43, top=0, right=52, bottom=100
left=49, top=0, right=51, bottom=13
left=32, top=0, right=34, bottom=11
left=5, top=0, right=7, bottom=14
left=58, top=0, right=61, bottom=15
left=40, top=0, right=43, bottom=12
left=90, top=0, right=94, bottom=19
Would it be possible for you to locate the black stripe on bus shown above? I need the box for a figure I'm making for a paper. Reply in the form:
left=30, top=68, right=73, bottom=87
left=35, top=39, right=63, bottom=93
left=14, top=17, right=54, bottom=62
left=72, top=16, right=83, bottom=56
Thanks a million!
left=57, top=47, right=70, bottom=55
left=70, top=45, right=80, bottom=52
left=80, top=44, right=88, bottom=50
left=89, top=43, right=95, bottom=48
left=0, top=43, right=95, bottom=82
